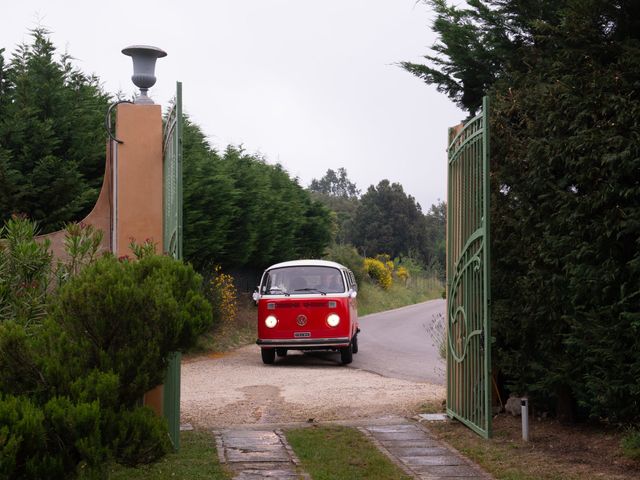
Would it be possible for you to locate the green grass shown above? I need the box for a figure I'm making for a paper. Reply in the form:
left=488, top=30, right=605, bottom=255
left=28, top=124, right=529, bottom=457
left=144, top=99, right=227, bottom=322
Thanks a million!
left=357, top=278, right=443, bottom=316
left=622, top=428, right=640, bottom=461
left=108, top=430, right=231, bottom=480
left=285, top=425, right=412, bottom=480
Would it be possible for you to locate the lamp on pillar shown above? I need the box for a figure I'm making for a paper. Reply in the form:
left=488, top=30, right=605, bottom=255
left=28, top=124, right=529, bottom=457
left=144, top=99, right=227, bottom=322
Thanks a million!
left=121, top=45, right=167, bottom=104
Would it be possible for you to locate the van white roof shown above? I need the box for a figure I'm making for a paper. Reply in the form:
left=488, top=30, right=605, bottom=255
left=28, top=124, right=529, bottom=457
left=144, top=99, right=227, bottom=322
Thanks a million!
left=266, top=259, right=347, bottom=270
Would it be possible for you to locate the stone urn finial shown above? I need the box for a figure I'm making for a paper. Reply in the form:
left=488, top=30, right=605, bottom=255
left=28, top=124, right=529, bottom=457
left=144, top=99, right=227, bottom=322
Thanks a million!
left=121, top=45, right=167, bottom=104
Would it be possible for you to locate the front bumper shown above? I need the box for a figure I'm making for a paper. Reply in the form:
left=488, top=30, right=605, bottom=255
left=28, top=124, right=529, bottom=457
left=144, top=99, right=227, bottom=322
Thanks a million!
left=256, top=337, right=351, bottom=349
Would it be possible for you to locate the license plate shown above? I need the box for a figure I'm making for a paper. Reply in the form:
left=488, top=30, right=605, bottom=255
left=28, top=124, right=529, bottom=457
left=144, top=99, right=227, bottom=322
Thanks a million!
left=294, top=332, right=311, bottom=338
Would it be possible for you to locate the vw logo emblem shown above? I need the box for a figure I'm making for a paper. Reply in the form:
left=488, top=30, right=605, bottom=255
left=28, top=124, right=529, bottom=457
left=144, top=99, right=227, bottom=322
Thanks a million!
left=296, top=314, right=308, bottom=327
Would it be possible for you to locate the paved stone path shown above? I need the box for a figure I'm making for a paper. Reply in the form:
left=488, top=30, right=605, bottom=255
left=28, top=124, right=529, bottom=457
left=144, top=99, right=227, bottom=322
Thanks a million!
left=214, top=428, right=310, bottom=479
left=214, top=418, right=492, bottom=480
left=360, top=421, right=492, bottom=479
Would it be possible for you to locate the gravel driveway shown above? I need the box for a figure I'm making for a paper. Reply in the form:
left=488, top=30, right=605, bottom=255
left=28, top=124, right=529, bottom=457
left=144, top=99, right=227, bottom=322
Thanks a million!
left=181, top=344, right=445, bottom=429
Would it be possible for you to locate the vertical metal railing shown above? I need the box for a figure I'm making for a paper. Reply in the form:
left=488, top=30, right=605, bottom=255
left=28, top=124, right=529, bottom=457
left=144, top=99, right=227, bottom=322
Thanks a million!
left=162, top=81, right=183, bottom=450
left=446, top=96, right=491, bottom=438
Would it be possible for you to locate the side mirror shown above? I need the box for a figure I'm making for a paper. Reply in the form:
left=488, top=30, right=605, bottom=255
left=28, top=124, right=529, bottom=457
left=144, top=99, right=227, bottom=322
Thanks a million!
left=252, top=289, right=261, bottom=303
left=349, top=290, right=357, bottom=299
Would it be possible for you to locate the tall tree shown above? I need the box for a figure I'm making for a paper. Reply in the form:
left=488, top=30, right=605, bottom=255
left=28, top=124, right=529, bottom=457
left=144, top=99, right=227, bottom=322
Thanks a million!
left=351, top=180, right=428, bottom=261
left=182, top=140, right=333, bottom=271
left=309, top=167, right=360, bottom=198
left=408, top=0, right=640, bottom=421
left=309, top=168, right=360, bottom=245
left=401, top=0, right=580, bottom=115
left=182, top=119, right=237, bottom=269
left=424, top=201, right=446, bottom=271
left=0, top=28, right=111, bottom=232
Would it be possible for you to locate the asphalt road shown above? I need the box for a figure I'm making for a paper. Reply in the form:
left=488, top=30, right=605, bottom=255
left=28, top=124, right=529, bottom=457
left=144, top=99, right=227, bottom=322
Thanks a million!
left=350, top=298, right=446, bottom=384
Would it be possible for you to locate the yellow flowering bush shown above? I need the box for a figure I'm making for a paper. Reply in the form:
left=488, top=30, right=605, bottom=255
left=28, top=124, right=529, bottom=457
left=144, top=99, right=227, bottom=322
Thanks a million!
left=396, top=266, right=410, bottom=285
left=364, top=257, right=393, bottom=290
left=210, top=265, right=238, bottom=327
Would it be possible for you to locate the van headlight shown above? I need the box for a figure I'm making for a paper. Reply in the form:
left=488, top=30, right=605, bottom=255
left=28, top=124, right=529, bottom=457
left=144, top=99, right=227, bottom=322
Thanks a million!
left=327, top=313, right=340, bottom=327
left=265, top=315, right=278, bottom=328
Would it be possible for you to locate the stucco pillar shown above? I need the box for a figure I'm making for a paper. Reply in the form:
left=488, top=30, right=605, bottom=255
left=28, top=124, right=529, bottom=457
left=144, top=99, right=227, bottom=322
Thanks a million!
left=114, top=103, right=164, bottom=258
left=114, top=102, right=164, bottom=415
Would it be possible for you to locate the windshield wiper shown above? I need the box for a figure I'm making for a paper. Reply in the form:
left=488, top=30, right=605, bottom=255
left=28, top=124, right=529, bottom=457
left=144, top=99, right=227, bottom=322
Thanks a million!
left=266, top=287, right=290, bottom=296
left=293, top=288, right=327, bottom=295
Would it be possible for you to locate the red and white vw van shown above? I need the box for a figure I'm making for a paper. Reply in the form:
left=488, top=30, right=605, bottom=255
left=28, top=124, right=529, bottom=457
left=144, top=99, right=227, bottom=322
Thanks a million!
left=254, top=259, right=359, bottom=365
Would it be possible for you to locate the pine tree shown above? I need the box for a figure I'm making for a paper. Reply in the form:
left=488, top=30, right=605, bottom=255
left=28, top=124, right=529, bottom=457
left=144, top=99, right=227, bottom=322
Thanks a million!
left=0, top=28, right=111, bottom=232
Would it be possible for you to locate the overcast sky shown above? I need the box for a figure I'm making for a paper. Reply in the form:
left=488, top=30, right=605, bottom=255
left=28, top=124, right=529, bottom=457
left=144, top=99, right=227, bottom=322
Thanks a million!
left=4, top=0, right=465, bottom=210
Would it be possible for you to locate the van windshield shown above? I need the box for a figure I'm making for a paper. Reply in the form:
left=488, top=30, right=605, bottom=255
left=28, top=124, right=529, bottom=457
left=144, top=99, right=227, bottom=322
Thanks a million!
left=263, top=266, right=345, bottom=295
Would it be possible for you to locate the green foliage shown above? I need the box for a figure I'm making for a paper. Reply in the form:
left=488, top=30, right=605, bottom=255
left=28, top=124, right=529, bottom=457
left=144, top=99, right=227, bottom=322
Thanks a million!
left=423, top=201, right=446, bottom=275
left=0, top=393, right=108, bottom=479
left=308, top=167, right=361, bottom=246
left=323, top=243, right=366, bottom=285
left=108, top=407, right=171, bottom=467
left=364, top=257, right=392, bottom=290
left=621, top=428, right=640, bottom=461
left=0, top=215, right=52, bottom=328
left=351, top=180, right=430, bottom=263
left=128, top=237, right=157, bottom=260
left=56, top=222, right=104, bottom=285
left=181, top=123, right=333, bottom=271
left=0, top=394, right=49, bottom=478
left=414, top=0, right=640, bottom=422
left=401, top=0, right=511, bottom=115
left=0, top=234, right=210, bottom=477
left=181, top=119, right=237, bottom=270
left=309, top=167, right=360, bottom=198
left=45, top=255, right=211, bottom=406
left=485, top=3, right=640, bottom=421
left=0, top=28, right=111, bottom=232
left=310, top=192, right=359, bottom=245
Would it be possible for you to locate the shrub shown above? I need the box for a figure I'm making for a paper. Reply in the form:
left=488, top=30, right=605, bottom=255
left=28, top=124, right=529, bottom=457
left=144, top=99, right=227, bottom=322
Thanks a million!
left=0, top=218, right=213, bottom=477
left=0, top=215, right=52, bottom=328
left=56, top=223, right=104, bottom=283
left=323, top=244, right=366, bottom=285
left=0, top=394, right=49, bottom=478
left=0, top=393, right=108, bottom=479
left=47, top=254, right=212, bottom=406
left=108, top=407, right=170, bottom=467
left=364, top=258, right=392, bottom=290
left=209, top=265, right=238, bottom=328
left=396, top=266, right=409, bottom=285
left=489, top=29, right=640, bottom=422
left=375, top=253, right=394, bottom=274
left=1, top=216, right=106, bottom=329
left=0, top=321, right=44, bottom=399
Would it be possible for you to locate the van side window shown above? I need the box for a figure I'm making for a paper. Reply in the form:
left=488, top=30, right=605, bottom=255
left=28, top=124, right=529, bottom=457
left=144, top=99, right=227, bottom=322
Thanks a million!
left=347, top=270, right=357, bottom=291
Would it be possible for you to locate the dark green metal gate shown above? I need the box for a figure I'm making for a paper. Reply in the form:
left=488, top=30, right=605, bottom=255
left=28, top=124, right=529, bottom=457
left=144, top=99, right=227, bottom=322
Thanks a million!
left=163, top=81, right=183, bottom=450
left=446, top=96, right=491, bottom=438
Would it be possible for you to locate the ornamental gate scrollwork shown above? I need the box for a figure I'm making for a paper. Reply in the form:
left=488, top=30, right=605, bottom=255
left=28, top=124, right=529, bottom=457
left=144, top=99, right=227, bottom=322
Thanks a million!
left=446, top=96, right=491, bottom=438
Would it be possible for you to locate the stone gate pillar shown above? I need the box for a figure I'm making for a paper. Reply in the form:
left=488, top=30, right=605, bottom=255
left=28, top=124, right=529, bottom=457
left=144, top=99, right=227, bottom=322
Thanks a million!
left=113, top=103, right=164, bottom=257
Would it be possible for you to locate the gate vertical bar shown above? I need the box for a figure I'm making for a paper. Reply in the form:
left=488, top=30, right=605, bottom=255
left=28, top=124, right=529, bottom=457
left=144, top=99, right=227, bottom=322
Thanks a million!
left=162, top=81, right=183, bottom=450
left=482, top=96, right=492, bottom=435
left=446, top=96, right=491, bottom=438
